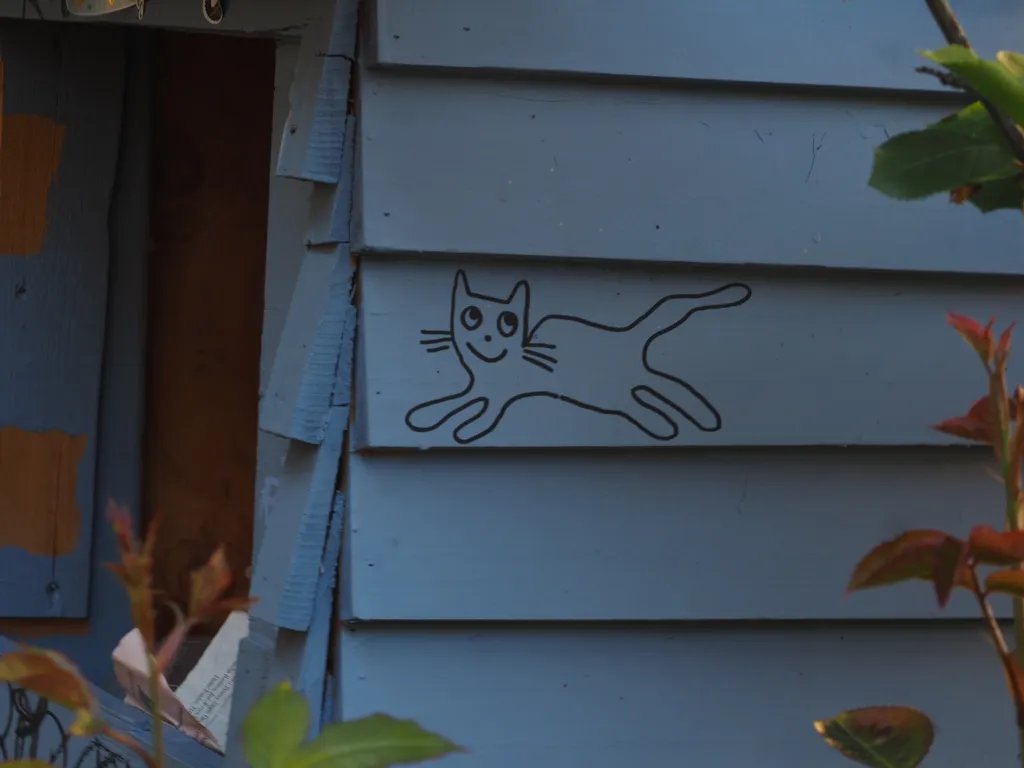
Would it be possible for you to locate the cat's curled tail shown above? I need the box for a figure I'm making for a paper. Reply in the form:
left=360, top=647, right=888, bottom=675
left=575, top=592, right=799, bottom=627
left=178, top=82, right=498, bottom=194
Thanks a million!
left=631, top=282, right=751, bottom=338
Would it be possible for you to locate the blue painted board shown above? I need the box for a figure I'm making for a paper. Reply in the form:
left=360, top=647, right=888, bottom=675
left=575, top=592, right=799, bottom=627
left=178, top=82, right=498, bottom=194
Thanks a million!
left=356, top=257, right=1024, bottom=448
left=373, top=0, right=1024, bottom=91
left=0, top=23, right=124, bottom=617
left=26, top=29, right=151, bottom=685
left=356, top=69, right=1024, bottom=275
left=344, top=448, right=1012, bottom=621
left=337, top=624, right=1014, bottom=767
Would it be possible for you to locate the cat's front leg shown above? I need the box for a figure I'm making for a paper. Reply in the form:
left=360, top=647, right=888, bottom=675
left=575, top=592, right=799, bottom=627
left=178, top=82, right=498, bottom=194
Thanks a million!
left=405, top=388, right=479, bottom=433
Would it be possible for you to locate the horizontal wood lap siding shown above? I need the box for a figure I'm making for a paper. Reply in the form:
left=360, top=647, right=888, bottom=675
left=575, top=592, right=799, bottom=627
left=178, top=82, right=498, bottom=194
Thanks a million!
left=356, top=257, right=1024, bottom=449
left=344, top=450, right=1012, bottom=620
left=373, top=0, right=1024, bottom=91
left=356, top=70, right=1024, bottom=275
left=344, top=8, right=1024, bottom=760
left=0, top=23, right=124, bottom=617
left=338, top=625, right=1016, bottom=767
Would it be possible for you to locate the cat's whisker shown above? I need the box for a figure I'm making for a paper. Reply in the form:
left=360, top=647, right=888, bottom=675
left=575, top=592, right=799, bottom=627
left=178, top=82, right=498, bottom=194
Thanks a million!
left=525, top=342, right=556, bottom=350
left=420, top=329, right=451, bottom=335
left=426, top=344, right=452, bottom=353
left=420, top=337, right=453, bottom=345
left=522, top=356, right=554, bottom=373
left=523, top=349, right=558, bottom=365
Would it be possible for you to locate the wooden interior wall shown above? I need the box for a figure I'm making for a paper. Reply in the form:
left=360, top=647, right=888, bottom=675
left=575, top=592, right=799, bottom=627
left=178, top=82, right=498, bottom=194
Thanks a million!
left=146, top=30, right=275, bottom=636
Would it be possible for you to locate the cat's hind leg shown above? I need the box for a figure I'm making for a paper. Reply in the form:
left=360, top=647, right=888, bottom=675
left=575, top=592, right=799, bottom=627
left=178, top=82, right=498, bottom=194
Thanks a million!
left=638, top=373, right=722, bottom=432
left=405, top=390, right=480, bottom=433
left=452, top=398, right=508, bottom=445
left=625, top=387, right=680, bottom=441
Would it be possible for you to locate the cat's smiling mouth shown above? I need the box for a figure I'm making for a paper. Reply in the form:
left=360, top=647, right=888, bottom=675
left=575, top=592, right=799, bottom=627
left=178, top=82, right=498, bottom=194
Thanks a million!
left=466, top=343, right=508, bottom=363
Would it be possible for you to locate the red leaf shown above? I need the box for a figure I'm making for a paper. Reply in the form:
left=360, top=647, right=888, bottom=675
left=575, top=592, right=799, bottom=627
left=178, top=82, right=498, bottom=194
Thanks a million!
left=848, top=531, right=967, bottom=606
left=985, top=569, right=1024, bottom=598
left=948, top=312, right=994, bottom=364
left=950, top=185, right=980, bottom=205
left=996, top=322, right=1016, bottom=368
left=0, top=649, right=97, bottom=728
left=189, top=547, right=232, bottom=617
left=932, top=395, right=996, bottom=444
left=968, top=525, right=1024, bottom=565
left=104, top=501, right=157, bottom=649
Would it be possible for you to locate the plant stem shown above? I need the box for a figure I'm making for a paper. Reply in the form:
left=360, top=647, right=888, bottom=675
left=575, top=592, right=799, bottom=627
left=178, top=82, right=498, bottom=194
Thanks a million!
left=146, top=652, right=165, bottom=768
left=971, top=568, right=1024, bottom=729
left=100, top=724, right=159, bottom=768
left=922, top=0, right=1024, bottom=163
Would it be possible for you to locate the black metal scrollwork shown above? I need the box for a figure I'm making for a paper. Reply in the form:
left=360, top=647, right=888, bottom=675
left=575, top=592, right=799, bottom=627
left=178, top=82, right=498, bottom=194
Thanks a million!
left=0, top=684, right=134, bottom=768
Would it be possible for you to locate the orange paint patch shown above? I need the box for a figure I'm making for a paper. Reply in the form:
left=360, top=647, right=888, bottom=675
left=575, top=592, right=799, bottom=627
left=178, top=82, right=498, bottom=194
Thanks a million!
left=0, top=426, right=86, bottom=557
left=0, top=114, right=66, bottom=256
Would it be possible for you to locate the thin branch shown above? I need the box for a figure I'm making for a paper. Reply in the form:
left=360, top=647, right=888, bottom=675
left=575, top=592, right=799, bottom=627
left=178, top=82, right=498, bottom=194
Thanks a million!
left=924, top=0, right=970, bottom=46
left=915, top=65, right=966, bottom=90
left=970, top=568, right=1024, bottom=728
left=923, top=0, right=1024, bottom=163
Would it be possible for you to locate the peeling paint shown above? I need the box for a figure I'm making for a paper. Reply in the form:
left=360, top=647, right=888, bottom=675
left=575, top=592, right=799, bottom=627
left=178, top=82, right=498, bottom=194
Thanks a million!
left=0, top=114, right=67, bottom=256
left=0, top=426, right=85, bottom=556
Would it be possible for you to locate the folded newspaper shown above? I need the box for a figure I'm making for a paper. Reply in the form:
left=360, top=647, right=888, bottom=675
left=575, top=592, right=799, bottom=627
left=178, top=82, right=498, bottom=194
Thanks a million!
left=112, top=611, right=251, bottom=753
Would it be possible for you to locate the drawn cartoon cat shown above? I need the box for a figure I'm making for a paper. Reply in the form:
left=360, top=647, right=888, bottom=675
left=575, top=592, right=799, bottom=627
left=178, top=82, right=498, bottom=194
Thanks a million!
left=405, top=270, right=751, bottom=444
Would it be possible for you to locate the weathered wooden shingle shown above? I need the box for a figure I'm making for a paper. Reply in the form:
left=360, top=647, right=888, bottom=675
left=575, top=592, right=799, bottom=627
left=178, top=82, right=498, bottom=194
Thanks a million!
left=277, top=0, right=358, bottom=182
left=251, top=407, right=346, bottom=630
left=307, top=115, right=357, bottom=247
left=296, top=492, right=344, bottom=738
left=260, top=246, right=354, bottom=444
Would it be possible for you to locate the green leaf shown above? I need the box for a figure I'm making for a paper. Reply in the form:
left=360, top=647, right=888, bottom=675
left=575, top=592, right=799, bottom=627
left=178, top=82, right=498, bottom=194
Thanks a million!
left=968, top=176, right=1024, bottom=212
left=284, top=714, right=463, bottom=768
left=243, top=681, right=311, bottom=768
left=869, top=102, right=1018, bottom=200
left=921, top=45, right=1024, bottom=127
left=998, top=50, right=1024, bottom=79
left=814, top=706, right=934, bottom=768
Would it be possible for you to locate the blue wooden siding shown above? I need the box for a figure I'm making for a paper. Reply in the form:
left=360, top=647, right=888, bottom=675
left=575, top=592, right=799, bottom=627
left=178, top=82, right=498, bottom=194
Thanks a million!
left=339, top=625, right=1016, bottom=767
left=356, top=258, right=1024, bottom=448
left=343, top=449, right=1009, bottom=621
left=372, top=0, right=1024, bottom=91
left=334, top=0, right=1024, bottom=764
left=0, top=23, right=125, bottom=618
left=354, top=71, right=1024, bottom=275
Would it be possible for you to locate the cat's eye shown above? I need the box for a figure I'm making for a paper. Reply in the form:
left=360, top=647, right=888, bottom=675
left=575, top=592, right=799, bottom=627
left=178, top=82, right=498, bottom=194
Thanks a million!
left=497, top=311, right=519, bottom=338
left=461, top=305, right=483, bottom=330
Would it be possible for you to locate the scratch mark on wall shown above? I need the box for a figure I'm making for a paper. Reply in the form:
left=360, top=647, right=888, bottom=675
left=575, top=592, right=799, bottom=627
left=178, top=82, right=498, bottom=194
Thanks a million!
left=805, top=131, right=826, bottom=183
left=0, top=426, right=85, bottom=556
left=0, top=114, right=67, bottom=256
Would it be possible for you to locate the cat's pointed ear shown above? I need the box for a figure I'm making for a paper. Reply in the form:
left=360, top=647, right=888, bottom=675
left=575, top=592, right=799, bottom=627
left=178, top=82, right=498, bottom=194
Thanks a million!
left=454, top=270, right=471, bottom=297
left=507, top=280, right=530, bottom=311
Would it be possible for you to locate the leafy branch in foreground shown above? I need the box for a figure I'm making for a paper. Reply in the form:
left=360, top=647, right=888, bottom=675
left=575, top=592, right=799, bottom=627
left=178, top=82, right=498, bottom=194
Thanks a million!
left=0, top=505, right=461, bottom=768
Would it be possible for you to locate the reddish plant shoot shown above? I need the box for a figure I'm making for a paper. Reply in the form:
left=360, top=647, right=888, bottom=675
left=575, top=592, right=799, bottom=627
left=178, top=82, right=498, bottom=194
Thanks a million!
left=817, top=313, right=1024, bottom=766
left=0, top=507, right=259, bottom=768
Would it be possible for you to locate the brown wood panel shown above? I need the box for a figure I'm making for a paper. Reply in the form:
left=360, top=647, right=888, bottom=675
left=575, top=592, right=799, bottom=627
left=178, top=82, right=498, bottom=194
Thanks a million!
left=145, top=31, right=274, bottom=636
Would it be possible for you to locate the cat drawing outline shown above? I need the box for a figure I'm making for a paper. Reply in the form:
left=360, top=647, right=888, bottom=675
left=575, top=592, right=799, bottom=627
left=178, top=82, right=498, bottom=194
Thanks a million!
left=406, top=270, right=751, bottom=444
